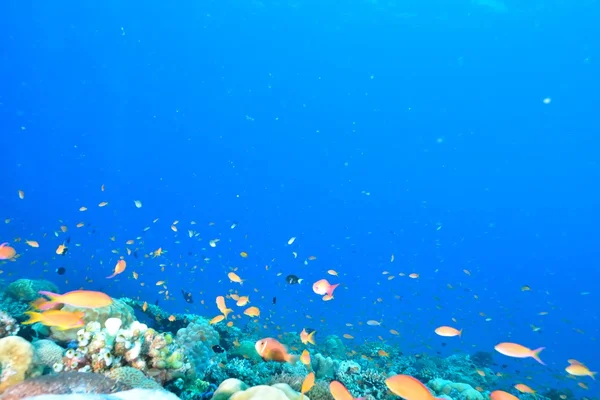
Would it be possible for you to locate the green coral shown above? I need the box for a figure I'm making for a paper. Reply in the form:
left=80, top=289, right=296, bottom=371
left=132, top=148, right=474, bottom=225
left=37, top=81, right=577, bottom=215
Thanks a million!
left=230, top=340, right=262, bottom=362
left=5, top=279, right=58, bottom=302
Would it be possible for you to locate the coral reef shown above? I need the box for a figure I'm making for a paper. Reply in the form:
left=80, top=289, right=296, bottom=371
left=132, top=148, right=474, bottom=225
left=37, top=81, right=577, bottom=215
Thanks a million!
left=175, top=320, right=222, bottom=379
left=106, top=366, right=163, bottom=389
left=428, top=378, right=484, bottom=400
left=32, top=339, right=66, bottom=373
left=311, top=354, right=337, bottom=379
left=322, top=335, right=346, bottom=359
left=0, top=310, right=19, bottom=338
left=5, top=388, right=181, bottom=400
left=471, top=351, right=494, bottom=368
left=5, top=280, right=58, bottom=303
left=228, top=340, right=262, bottom=363
left=0, top=372, right=129, bottom=400
left=0, top=336, right=36, bottom=393
left=212, top=378, right=308, bottom=400
left=58, top=319, right=194, bottom=386
left=50, top=299, right=136, bottom=342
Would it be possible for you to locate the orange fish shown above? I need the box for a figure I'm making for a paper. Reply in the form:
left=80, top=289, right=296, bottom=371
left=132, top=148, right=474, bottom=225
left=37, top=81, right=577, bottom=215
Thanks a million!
left=301, top=372, right=315, bottom=396
left=236, top=296, right=250, bottom=307
left=30, top=297, right=53, bottom=310
left=300, top=328, right=316, bottom=345
left=0, top=243, right=17, bottom=260
left=38, top=290, right=113, bottom=310
left=228, top=272, right=244, bottom=284
left=514, top=384, right=535, bottom=394
left=490, top=391, right=519, bottom=400
left=255, top=337, right=298, bottom=364
left=435, top=326, right=462, bottom=337
left=566, top=363, right=596, bottom=379
left=385, top=375, right=441, bottom=400
left=312, top=279, right=339, bottom=296
left=22, top=310, right=85, bottom=330
left=244, top=306, right=260, bottom=317
left=330, top=381, right=365, bottom=400
left=209, top=315, right=225, bottom=325
left=56, top=244, right=67, bottom=255
left=494, top=342, right=545, bottom=365
left=300, top=349, right=311, bottom=366
left=106, top=259, right=126, bottom=279
left=25, top=240, right=39, bottom=248
left=216, top=296, right=233, bottom=318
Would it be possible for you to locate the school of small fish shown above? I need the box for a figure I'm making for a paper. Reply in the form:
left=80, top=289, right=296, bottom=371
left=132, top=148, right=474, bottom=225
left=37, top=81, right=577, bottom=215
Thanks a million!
left=1, top=184, right=596, bottom=399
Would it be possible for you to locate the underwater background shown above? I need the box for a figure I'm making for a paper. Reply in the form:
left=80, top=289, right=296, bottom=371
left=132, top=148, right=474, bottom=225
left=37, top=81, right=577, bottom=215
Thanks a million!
left=0, top=0, right=599, bottom=400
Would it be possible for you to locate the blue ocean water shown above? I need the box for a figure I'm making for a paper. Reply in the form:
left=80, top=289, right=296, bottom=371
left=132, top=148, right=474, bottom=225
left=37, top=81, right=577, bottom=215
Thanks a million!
left=1, top=0, right=599, bottom=397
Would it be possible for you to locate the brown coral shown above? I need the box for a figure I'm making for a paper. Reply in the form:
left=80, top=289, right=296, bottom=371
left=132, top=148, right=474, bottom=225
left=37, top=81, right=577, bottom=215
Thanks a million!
left=0, top=372, right=129, bottom=400
left=0, top=336, right=34, bottom=393
left=106, top=366, right=162, bottom=389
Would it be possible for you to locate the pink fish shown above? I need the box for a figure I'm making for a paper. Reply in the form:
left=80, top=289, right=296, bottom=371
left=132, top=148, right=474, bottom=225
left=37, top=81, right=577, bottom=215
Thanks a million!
left=313, top=279, right=339, bottom=296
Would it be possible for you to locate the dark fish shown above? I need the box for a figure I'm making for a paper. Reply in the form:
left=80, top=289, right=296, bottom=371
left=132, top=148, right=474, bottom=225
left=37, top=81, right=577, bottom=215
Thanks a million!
left=133, top=251, right=138, bottom=258
left=56, top=267, right=66, bottom=275
left=65, top=237, right=71, bottom=244
left=272, top=296, right=277, bottom=305
left=59, top=247, right=68, bottom=256
left=286, top=274, right=303, bottom=285
left=441, top=342, right=447, bottom=347
left=181, top=289, right=193, bottom=303
left=155, top=300, right=159, bottom=306
left=305, top=327, right=316, bottom=335
left=212, top=345, right=225, bottom=353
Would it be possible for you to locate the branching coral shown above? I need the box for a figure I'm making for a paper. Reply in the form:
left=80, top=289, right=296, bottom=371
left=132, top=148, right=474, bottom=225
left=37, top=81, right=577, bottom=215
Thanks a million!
left=0, top=310, right=19, bottom=338
left=56, top=318, right=193, bottom=386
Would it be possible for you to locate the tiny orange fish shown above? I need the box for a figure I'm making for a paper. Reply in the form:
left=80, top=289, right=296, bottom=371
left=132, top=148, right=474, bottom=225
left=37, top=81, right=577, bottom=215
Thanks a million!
left=106, top=259, right=126, bottom=279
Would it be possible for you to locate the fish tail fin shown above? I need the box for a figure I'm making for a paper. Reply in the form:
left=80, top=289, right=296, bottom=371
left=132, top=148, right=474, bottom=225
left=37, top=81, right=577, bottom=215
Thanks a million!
left=22, top=311, right=42, bottom=325
left=458, top=329, right=463, bottom=337
left=590, top=371, right=597, bottom=380
left=298, top=278, right=303, bottom=284
left=286, top=354, right=299, bottom=365
left=106, top=273, right=116, bottom=279
left=531, top=347, right=545, bottom=365
left=308, top=331, right=316, bottom=345
left=327, top=284, right=339, bottom=296
left=38, top=291, right=60, bottom=300
left=223, top=308, right=233, bottom=319
left=37, top=291, right=60, bottom=310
